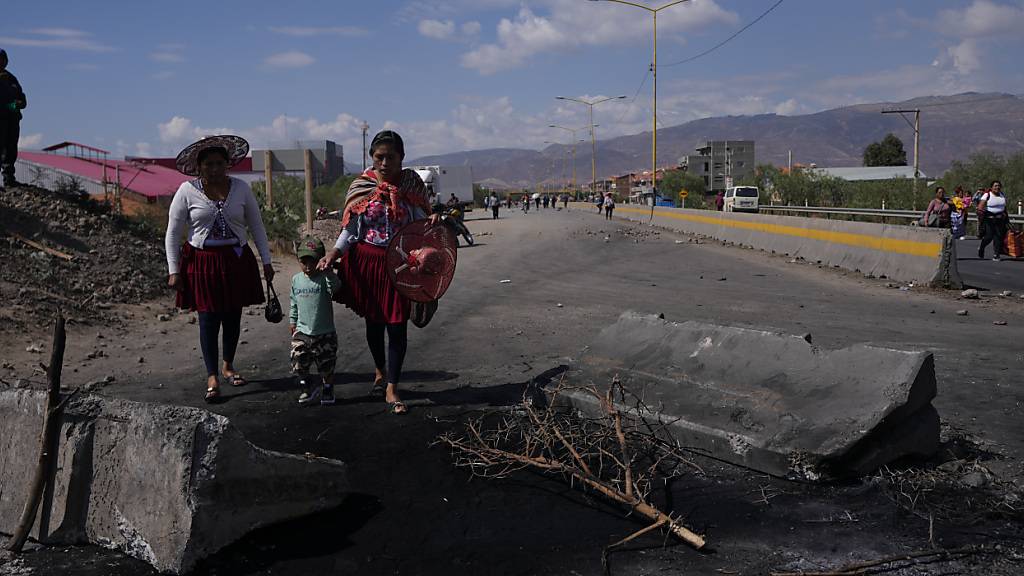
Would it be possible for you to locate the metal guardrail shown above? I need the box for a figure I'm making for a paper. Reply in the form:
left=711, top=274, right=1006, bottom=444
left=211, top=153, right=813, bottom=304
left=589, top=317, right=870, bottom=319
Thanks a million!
left=759, top=204, right=1024, bottom=225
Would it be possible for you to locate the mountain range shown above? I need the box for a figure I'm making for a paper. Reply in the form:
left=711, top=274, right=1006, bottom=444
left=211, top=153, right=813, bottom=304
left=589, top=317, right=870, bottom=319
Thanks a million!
left=406, top=92, right=1024, bottom=189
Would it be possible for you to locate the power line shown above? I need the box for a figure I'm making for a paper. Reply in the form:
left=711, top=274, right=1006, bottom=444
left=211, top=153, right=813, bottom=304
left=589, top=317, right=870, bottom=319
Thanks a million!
left=614, top=67, right=651, bottom=125
left=662, top=0, right=784, bottom=68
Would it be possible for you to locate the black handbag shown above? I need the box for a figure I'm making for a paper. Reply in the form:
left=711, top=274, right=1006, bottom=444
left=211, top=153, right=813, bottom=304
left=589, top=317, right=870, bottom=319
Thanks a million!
left=264, top=280, right=283, bottom=323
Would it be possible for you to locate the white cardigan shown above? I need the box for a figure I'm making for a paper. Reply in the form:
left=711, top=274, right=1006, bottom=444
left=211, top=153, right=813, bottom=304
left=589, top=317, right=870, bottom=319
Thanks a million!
left=164, top=177, right=272, bottom=274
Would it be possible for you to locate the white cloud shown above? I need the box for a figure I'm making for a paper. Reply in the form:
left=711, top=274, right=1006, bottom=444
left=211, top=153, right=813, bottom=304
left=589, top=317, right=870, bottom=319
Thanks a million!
left=928, top=1, right=1024, bottom=79
left=947, top=39, right=982, bottom=75
left=18, top=133, right=43, bottom=150
left=461, top=21, right=481, bottom=36
left=461, top=1, right=737, bottom=75
left=937, top=0, right=1024, bottom=37
left=773, top=99, right=801, bottom=116
left=134, top=142, right=153, bottom=157
left=0, top=28, right=113, bottom=52
left=419, top=19, right=456, bottom=40
left=152, top=71, right=175, bottom=80
left=268, top=26, right=368, bottom=37
left=264, top=51, right=315, bottom=68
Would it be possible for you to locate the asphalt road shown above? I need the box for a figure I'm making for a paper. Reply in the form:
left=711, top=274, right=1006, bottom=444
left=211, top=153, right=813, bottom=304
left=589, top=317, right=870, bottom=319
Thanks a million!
left=957, top=237, right=1024, bottom=293
left=3, top=206, right=1023, bottom=575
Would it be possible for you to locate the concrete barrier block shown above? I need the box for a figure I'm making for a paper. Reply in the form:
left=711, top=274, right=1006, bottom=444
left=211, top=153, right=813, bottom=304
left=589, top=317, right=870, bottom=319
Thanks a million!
left=559, top=312, right=940, bottom=481
left=0, top=390, right=347, bottom=574
left=601, top=204, right=958, bottom=287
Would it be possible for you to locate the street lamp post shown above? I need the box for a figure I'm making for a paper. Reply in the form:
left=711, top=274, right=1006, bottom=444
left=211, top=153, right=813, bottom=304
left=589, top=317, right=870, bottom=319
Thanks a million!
left=590, top=0, right=690, bottom=215
left=549, top=124, right=586, bottom=195
left=556, top=95, right=626, bottom=199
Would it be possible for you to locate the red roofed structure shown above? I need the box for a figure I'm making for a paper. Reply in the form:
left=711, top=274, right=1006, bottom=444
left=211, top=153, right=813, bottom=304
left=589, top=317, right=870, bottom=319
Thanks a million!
left=15, top=142, right=259, bottom=208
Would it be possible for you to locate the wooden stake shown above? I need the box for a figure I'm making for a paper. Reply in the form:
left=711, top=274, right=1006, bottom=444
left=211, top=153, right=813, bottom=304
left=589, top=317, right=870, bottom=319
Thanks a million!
left=304, top=149, right=314, bottom=234
left=6, top=311, right=67, bottom=553
left=9, top=233, right=74, bottom=261
left=264, top=150, right=274, bottom=209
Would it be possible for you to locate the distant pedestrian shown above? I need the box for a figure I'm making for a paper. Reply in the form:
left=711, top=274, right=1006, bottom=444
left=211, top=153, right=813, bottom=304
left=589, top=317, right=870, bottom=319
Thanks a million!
left=522, top=194, right=530, bottom=213
left=715, top=191, right=725, bottom=211
left=0, top=50, right=27, bottom=188
left=490, top=192, right=500, bottom=219
left=923, top=186, right=951, bottom=228
left=165, top=135, right=274, bottom=403
left=542, top=195, right=549, bottom=209
left=535, top=195, right=541, bottom=210
left=290, top=236, right=342, bottom=406
left=603, top=193, right=615, bottom=220
left=978, top=180, right=1009, bottom=261
left=950, top=195, right=966, bottom=239
left=562, top=194, right=568, bottom=208
left=595, top=194, right=604, bottom=214
left=972, top=187, right=987, bottom=238
left=506, top=196, right=512, bottom=209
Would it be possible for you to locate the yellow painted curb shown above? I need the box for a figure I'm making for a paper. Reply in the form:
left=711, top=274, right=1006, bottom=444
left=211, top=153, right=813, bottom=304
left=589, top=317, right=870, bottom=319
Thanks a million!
left=614, top=206, right=941, bottom=258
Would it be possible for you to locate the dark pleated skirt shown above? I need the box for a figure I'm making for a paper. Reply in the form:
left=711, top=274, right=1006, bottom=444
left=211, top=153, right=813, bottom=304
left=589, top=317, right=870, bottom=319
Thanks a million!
left=335, top=242, right=410, bottom=324
left=176, top=243, right=265, bottom=313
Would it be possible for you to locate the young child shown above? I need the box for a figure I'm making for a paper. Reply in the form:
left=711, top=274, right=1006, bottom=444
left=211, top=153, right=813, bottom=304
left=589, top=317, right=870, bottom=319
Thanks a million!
left=289, top=236, right=342, bottom=405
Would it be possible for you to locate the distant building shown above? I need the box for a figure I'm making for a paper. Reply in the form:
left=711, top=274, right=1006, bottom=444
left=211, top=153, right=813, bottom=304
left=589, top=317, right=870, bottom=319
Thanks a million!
left=15, top=142, right=191, bottom=207
left=679, top=140, right=755, bottom=192
left=251, top=140, right=345, bottom=186
left=808, top=166, right=925, bottom=181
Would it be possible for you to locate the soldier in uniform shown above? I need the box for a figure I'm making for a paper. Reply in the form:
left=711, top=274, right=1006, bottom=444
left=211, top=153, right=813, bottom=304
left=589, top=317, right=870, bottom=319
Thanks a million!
left=0, top=49, right=28, bottom=188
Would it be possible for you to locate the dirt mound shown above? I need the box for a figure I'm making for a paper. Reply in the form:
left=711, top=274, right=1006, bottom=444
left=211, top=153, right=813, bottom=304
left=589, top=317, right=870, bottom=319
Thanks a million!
left=0, top=184, right=167, bottom=332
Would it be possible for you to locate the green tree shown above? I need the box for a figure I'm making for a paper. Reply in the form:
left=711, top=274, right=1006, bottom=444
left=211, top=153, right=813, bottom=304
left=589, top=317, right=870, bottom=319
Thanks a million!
left=660, top=170, right=707, bottom=208
left=863, top=133, right=908, bottom=167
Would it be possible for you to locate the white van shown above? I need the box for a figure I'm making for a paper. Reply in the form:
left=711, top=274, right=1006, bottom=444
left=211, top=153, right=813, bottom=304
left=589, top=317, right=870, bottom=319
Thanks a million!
left=724, top=186, right=760, bottom=213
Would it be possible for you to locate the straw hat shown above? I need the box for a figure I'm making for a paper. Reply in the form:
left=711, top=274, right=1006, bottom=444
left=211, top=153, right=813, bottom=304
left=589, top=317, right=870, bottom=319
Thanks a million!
left=175, top=135, right=249, bottom=176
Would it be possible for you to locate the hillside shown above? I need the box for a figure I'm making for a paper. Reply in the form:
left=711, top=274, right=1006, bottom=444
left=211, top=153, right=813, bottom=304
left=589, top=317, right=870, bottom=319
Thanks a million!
left=407, top=93, right=1024, bottom=188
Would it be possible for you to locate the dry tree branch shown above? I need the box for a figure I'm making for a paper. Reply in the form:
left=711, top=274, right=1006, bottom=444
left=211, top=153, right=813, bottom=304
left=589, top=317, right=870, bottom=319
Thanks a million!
left=437, top=377, right=707, bottom=553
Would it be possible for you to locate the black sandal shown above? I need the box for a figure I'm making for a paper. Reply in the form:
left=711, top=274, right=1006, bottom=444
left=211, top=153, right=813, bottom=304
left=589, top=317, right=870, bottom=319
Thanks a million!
left=204, top=386, right=221, bottom=403
left=370, top=376, right=386, bottom=397
left=225, top=374, right=248, bottom=387
left=387, top=400, right=408, bottom=415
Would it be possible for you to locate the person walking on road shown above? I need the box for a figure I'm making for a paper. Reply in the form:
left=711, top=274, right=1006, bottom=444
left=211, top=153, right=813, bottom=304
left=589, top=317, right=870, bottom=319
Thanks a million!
left=290, top=236, right=342, bottom=406
left=318, top=130, right=438, bottom=415
left=489, top=192, right=500, bottom=219
left=522, top=194, right=530, bottom=213
left=715, top=191, right=725, bottom=211
left=603, top=192, right=615, bottom=220
left=923, top=186, right=952, bottom=228
left=0, top=49, right=27, bottom=188
left=165, top=135, right=274, bottom=403
left=978, top=180, right=1009, bottom=261
left=562, top=194, right=568, bottom=209
left=595, top=193, right=604, bottom=214
left=972, top=187, right=988, bottom=239
left=542, top=195, right=550, bottom=209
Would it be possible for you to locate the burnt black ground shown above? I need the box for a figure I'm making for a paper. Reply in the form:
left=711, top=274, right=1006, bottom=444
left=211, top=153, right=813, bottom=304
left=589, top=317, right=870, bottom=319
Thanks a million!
left=2, top=207, right=1023, bottom=575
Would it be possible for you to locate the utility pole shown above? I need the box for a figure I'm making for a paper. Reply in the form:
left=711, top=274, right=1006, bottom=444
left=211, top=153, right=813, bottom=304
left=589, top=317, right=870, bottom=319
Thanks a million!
left=880, top=108, right=921, bottom=209
left=360, top=122, right=370, bottom=172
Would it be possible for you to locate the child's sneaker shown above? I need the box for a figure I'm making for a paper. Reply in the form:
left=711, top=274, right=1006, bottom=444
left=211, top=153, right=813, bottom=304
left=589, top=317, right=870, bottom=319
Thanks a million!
left=297, top=380, right=321, bottom=405
left=320, top=384, right=336, bottom=406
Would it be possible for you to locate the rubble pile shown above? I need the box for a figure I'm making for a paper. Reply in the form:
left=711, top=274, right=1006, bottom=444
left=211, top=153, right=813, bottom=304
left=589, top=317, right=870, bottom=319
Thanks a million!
left=0, top=184, right=167, bottom=330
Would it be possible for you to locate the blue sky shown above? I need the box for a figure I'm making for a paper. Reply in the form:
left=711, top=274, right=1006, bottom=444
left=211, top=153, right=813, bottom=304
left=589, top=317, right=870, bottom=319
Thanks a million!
left=5, top=0, right=1024, bottom=160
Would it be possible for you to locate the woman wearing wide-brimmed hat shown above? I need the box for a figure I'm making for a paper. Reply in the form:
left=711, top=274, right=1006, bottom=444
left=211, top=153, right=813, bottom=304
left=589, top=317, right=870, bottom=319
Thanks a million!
left=317, top=130, right=438, bottom=415
left=165, top=135, right=274, bottom=403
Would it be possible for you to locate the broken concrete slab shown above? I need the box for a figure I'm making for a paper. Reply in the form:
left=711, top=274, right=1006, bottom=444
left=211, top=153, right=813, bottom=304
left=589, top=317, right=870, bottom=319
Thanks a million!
left=0, top=390, right=346, bottom=574
left=559, top=312, right=939, bottom=481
